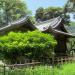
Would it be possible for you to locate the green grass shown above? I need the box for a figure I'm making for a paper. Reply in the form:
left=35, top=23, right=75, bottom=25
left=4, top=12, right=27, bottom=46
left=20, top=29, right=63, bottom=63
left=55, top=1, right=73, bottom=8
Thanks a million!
left=60, top=63, right=75, bottom=75
left=69, top=22, right=75, bottom=26
left=0, top=63, right=75, bottom=75
left=7, top=66, right=58, bottom=75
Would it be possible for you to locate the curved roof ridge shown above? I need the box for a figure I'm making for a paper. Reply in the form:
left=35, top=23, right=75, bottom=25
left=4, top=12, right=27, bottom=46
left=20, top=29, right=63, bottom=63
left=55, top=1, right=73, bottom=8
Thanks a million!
left=52, top=29, right=75, bottom=37
left=9, top=16, right=29, bottom=25
left=34, top=16, right=60, bottom=26
left=52, top=17, right=62, bottom=28
left=0, top=16, right=29, bottom=32
left=35, top=16, right=62, bottom=31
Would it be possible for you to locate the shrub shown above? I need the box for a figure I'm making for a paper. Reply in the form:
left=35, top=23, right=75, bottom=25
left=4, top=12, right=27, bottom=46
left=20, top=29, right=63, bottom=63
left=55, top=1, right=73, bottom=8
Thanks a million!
left=0, top=30, right=57, bottom=63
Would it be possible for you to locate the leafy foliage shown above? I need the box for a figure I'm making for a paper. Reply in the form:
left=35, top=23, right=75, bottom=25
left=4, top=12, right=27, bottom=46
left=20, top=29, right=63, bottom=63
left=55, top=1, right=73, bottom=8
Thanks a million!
left=69, top=22, right=75, bottom=26
left=0, top=0, right=31, bottom=25
left=35, top=7, right=45, bottom=21
left=0, top=31, right=57, bottom=63
left=64, top=0, right=75, bottom=12
left=35, top=7, right=70, bottom=25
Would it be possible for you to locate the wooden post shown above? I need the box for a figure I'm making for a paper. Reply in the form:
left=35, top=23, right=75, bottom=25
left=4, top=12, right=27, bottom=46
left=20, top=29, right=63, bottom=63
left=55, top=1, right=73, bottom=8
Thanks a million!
left=3, top=64, right=5, bottom=75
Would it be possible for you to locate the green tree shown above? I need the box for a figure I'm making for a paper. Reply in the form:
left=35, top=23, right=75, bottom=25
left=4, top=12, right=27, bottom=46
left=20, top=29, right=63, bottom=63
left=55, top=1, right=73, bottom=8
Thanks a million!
left=35, top=7, right=63, bottom=21
left=64, top=0, right=75, bottom=12
left=35, top=7, right=62, bottom=21
left=0, top=31, right=57, bottom=63
left=35, top=7, right=70, bottom=25
left=0, top=0, right=30, bottom=25
left=45, top=7, right=63, bottom=18
left=35, top=7, right=45, bottom=21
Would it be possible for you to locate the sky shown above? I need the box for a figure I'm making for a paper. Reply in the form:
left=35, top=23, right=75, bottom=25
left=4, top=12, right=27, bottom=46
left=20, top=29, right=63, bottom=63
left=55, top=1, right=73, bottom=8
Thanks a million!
left=25, top=0, right=75, bottom=22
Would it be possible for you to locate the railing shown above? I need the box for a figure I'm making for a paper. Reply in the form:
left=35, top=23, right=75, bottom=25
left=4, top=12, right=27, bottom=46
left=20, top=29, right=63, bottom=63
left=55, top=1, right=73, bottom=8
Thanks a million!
left=0, top=62, right=41, bottom=75
left=0, top=56, right=75, bottom=75
left=53, top=56, right=75, bottom=64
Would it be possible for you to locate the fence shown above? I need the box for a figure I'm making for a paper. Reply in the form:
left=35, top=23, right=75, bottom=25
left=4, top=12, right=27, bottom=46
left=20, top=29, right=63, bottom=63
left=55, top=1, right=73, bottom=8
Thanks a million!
left=53, top=56, right=75, bottom=63
left=0, top=62, right=42, bottom=75
left=0, top=56, right=75, bottom=75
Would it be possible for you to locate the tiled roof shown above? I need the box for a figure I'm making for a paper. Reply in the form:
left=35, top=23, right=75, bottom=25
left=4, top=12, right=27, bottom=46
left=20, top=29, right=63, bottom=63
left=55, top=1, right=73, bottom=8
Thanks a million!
left=0, top=16, right=75, bottom=37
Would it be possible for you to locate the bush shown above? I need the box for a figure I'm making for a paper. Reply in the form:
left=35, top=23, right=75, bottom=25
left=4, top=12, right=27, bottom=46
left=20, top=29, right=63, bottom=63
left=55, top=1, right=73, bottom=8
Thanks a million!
left=0, top=30, right=57, bottom=63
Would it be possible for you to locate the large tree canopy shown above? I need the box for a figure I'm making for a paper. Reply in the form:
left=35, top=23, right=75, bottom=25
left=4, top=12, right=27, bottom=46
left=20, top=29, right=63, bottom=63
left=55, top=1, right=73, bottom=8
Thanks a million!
left=0, top=0, right=30, bottom=25
left=35, top=7, right=63, bottom=21
left=35, top=7, right=70, bottom=25
left=64, top=0, right=75, bottom=12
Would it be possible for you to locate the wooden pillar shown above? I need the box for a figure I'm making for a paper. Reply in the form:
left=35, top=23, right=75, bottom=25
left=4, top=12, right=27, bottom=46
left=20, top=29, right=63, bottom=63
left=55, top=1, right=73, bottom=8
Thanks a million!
left=54, top=36, right=67, bottom=56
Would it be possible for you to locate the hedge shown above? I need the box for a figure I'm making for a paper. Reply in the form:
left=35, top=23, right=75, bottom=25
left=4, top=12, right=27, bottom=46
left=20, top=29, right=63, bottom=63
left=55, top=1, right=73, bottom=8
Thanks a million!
left=0, top=30, right=57, bottom=63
